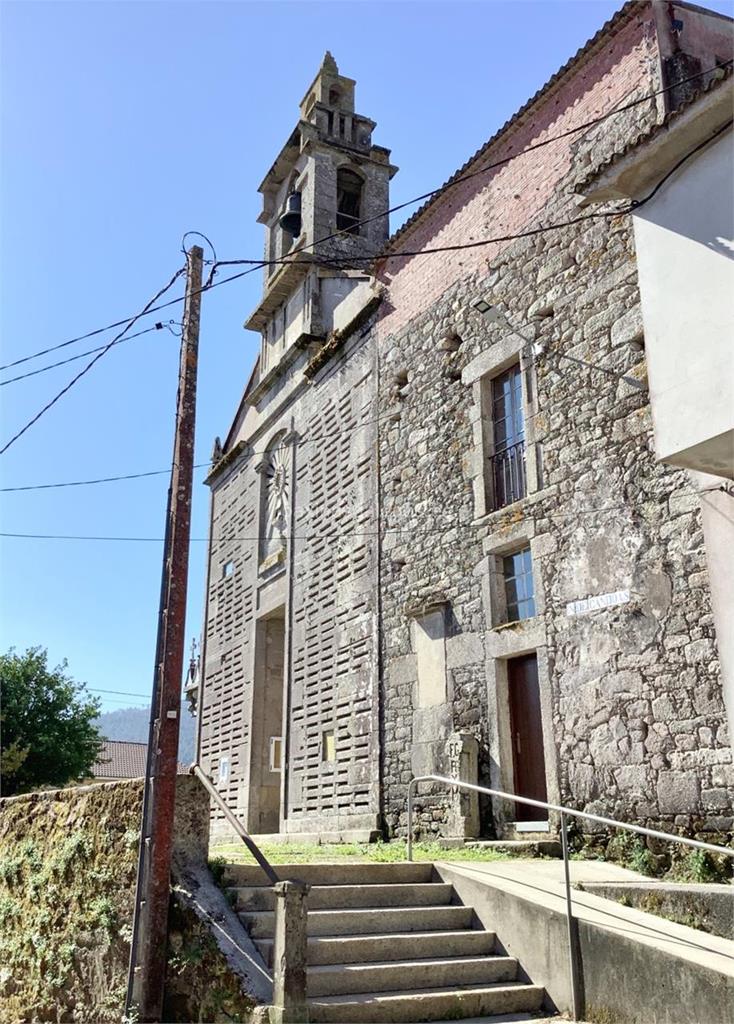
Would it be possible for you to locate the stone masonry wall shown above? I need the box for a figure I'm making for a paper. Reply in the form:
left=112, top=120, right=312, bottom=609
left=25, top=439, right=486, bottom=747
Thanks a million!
left=374, top=5, right=733, bottom=839
left=0, top=776, right=259, bottom=1024
left=203, top=324, right=381, bottom=840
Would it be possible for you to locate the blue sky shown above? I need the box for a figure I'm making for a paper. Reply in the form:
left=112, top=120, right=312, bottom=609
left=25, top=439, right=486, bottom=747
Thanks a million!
left=1, top=0, right=732, bottom=715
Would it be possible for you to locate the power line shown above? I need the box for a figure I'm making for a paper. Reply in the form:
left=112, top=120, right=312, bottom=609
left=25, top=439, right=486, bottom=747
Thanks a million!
left=0, top=372, right=627, bottom=492
left=0, top=322, right=181, bottom=387
left=279, top=115, right=733, bottom=268
left=216, top=121, right=725, bottom=464
left=0, top=267, right=186, bottom=455
left=89, top=687, right=156, bottom=698
left=0, top=316, right=163, bottom=373
left=2, top=73, right=726, bottom=465
left=0, top=277, right=650, bottom=493
left=0, top=243, right=654, bottom=494
left=207, top=62, right=732, bottom=274
left=93, top=697, right=151, bottom=707
left=183, top=83, right=733, bottom=311
left=3, top=62, right=728, bottom=377
left=0, top=464, right=211, bottom=493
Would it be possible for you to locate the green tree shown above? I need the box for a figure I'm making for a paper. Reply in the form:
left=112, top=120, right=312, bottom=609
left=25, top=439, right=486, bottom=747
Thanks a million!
left=0, top=647, right=103, bottom=796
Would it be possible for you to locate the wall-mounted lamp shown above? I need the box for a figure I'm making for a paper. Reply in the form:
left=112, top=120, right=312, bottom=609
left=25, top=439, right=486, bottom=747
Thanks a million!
left=470, top=295, right=503, bottom=323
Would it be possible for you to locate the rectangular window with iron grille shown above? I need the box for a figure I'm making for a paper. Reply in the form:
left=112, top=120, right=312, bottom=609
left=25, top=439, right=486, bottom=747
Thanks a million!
left=503, top=546, right=536, bottom=622
left=489, top=364, right=526, bottom=509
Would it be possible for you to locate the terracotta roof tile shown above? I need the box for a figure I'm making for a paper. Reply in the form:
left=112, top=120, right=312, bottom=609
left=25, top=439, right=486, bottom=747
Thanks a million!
left=92, top=739, right=188, bottom=779
left=575, top=62, right=733, bottom=192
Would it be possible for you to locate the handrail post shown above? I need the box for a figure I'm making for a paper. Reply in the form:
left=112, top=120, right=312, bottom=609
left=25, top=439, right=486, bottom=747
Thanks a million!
left=272, top=879, right=310, bottom=1024
left=560, top=811, right=581, bottom=1022
left=403, top=774, right=733, bottom=1019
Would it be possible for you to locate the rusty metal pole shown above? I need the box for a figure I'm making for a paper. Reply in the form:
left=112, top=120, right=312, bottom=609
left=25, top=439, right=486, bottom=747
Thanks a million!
left=129, top=244, right=204, bottom=1022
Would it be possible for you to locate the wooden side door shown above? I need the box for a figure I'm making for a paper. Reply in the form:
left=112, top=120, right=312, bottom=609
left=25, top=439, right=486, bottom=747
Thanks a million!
left=507, top=653, right=548, bottom=821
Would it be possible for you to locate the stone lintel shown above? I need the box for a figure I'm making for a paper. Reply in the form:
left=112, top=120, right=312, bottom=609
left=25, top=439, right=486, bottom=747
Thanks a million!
left=404, top=592, right=448, bottom=618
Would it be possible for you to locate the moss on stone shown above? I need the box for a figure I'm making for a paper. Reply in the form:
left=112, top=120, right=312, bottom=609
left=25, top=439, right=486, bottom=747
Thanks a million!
left=163, top=900, right=257, bottom=1024
left=0, top=778, right=264, bottom=1024
left=0, top=780, right=142, bottom=1023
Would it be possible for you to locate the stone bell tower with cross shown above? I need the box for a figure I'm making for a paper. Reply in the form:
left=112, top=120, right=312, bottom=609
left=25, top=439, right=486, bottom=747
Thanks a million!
left=245, top=52, right=397, bottom=393
left=198, top=53, right=396, bottom=843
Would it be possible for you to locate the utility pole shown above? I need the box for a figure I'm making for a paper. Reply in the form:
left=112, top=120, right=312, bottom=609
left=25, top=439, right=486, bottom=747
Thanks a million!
left=126, top=244, right=204, bottom=1022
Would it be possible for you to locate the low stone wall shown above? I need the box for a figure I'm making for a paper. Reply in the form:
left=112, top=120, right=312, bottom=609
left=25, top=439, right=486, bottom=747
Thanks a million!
left=0, top=779, right=142, bottom=1023
left=579, top=881, right=734, bottom=940
left=0, top=776, right=270, bottom=1024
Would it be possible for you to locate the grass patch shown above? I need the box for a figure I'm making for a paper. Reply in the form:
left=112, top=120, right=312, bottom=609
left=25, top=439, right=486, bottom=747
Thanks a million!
left=210, top=839, right=514, bottom=864
left=668, top=847, right=731, bottom=885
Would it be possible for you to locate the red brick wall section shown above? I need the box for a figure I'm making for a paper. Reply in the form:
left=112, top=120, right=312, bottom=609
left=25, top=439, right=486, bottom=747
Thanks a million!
left=376, top=8, right=661, bottom=340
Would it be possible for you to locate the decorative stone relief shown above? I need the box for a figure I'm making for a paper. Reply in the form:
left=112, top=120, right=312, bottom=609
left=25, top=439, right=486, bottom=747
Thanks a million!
left=259, top=445, right=289, bottom=570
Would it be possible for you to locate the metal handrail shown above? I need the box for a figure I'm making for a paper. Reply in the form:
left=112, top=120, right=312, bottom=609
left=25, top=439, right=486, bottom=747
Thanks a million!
left=192, top=764, right=279, bottom=885
left=407, top=774, right=733, bottom=1021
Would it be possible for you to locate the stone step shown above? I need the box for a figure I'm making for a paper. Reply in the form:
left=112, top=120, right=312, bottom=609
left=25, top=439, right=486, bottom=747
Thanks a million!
left=230, top=882, right=454, bottom=912
left=240, top=904, right=474, bottom=939
left=423, top=1018, right=553, bottom=1023
left=307, top=955, right=520, bottom=997
left=223, top=860, right=434, bottom=888
left=308, top=982, right=545, bottom=1023
left=246, top=830, right=380, bottom=846
left=255, top=928, right=498, bottom=967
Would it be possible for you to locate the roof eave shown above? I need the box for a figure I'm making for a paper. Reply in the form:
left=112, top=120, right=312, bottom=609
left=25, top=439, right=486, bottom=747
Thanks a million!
left=579, top=76, right=734, bottom=205
left=380, top=0, right=643, bottom=255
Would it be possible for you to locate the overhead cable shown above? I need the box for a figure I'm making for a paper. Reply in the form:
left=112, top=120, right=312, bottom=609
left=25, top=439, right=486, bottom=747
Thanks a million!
left=0, top=463, right=211, bottom=492
left=3, top=62, right=728, bottom=374
left=208, top=63, right=733, bottom=273
left=0, top=267, right=186, bottom=455
left=0, top=501, right=684, bottom=544
left=0, top=322, right=180, bottom=387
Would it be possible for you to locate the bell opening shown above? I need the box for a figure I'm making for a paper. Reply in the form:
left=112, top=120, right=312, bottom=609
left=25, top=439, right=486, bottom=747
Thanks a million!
left=279, top=191, right=302, bottom=237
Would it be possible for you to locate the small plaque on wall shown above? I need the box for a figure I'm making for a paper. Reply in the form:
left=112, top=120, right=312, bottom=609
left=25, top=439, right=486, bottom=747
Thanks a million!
left=566, top=590, right=630, bottom=617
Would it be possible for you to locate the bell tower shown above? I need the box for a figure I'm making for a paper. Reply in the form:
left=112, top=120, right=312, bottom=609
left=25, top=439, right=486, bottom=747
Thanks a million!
left=246, top=53, right=397, bottom=388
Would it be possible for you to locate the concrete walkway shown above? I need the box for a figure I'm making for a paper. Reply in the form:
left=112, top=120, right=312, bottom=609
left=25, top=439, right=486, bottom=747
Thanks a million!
left=436, top=857, right=734, bottom=978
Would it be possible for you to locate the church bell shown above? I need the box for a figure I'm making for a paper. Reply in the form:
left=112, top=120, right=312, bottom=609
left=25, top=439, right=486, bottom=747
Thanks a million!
left=279, top=191, right=302, bottom=236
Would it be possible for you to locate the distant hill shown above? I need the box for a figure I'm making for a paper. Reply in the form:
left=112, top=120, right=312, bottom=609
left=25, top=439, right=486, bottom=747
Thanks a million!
left=94, top=705, right=197, bottom=764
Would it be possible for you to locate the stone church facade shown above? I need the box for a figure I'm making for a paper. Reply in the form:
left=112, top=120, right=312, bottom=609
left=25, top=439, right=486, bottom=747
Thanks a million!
left=196, top=1, right=734, bottom=843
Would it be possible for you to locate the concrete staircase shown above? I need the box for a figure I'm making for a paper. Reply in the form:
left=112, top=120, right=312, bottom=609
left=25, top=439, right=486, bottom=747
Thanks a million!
left=223, top=861, right=546, bottom=1023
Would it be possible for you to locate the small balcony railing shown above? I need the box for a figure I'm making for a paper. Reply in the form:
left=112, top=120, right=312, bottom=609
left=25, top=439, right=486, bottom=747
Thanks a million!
left=489, top=439, right=526, bottom=510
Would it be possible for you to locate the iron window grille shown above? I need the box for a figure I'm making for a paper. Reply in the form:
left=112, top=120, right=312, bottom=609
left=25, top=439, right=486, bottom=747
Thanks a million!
left=489, top=364, right=527, bottom=510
